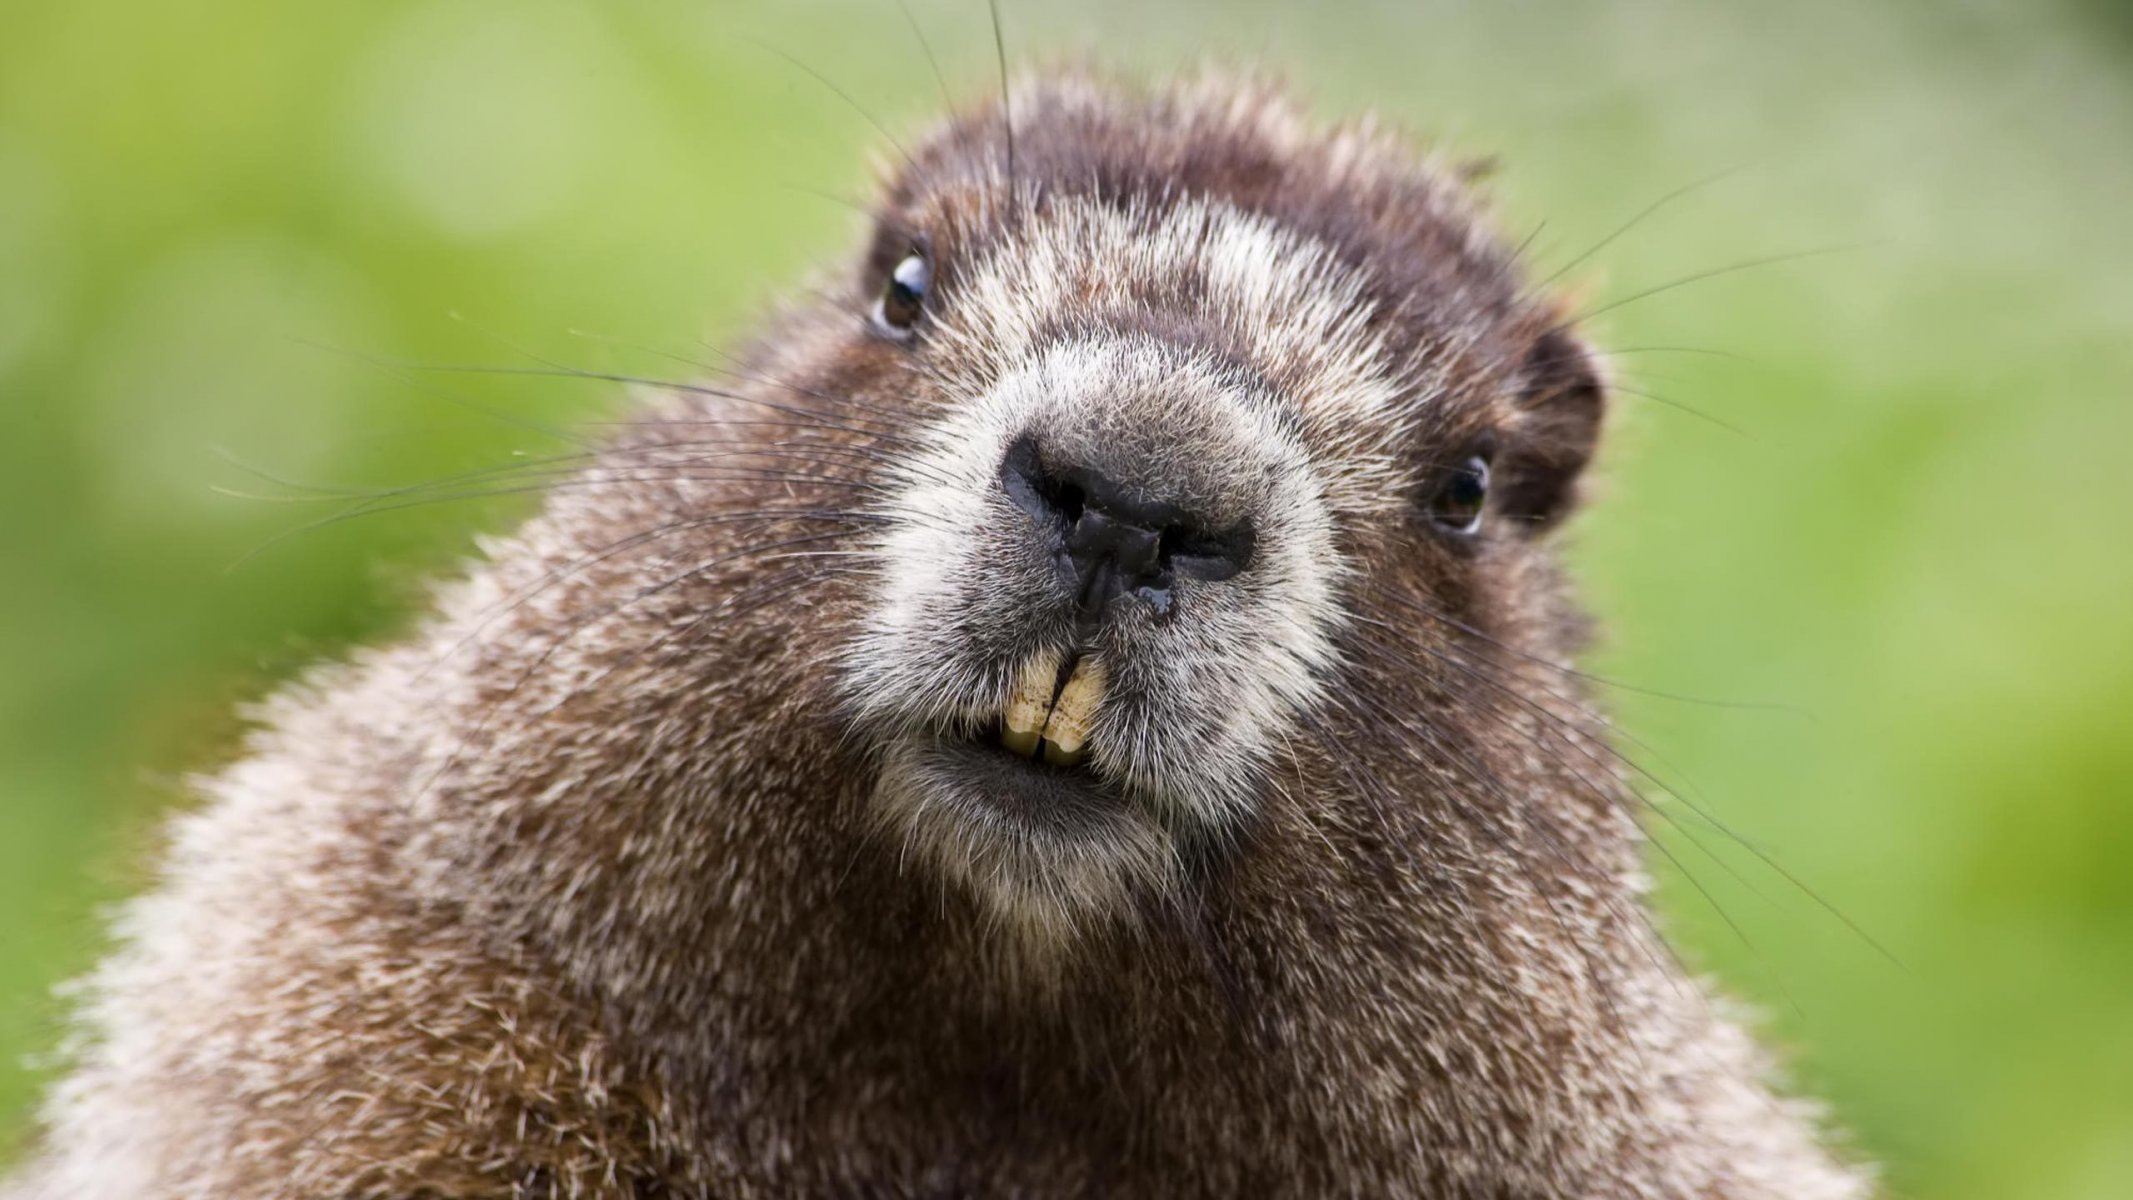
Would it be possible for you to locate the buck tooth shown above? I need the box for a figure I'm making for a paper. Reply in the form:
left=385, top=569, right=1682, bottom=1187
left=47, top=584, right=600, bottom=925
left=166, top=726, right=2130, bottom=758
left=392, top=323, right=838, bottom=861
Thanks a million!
left=1002, top=648, right=1060, bottom=758
left=1041, top=657, right=1104, bottom=758
left=1043, top=742, right=1087, bottom=769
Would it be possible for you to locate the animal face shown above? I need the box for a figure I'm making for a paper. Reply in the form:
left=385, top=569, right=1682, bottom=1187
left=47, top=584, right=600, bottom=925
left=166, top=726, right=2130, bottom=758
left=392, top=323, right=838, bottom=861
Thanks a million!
left=829, top=77, right=1605, bottom=945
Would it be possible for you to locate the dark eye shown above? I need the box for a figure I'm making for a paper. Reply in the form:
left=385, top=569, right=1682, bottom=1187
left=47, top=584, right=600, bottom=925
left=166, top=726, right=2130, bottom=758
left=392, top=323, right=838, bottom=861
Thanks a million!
left=1428, top=455, right=1490, bottom=535
left=872, top=251, right=930, bottom=340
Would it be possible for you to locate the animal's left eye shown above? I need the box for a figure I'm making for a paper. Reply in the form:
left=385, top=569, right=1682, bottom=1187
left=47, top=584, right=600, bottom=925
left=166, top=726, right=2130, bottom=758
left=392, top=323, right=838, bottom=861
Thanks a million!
left=872, top=251, right=930, bottom=340
left=1428, top=455, right=1490, bottom=535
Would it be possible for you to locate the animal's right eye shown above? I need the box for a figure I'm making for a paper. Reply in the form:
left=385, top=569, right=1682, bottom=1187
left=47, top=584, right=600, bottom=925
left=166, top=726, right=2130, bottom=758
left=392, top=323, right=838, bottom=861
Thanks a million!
left=1427, top=454, right=1491, bottom=536
left=871, top=251, right=930, bottom=340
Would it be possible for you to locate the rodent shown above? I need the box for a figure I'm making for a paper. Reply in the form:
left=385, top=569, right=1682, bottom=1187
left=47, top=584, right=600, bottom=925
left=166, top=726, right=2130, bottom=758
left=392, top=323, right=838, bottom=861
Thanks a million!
left=4, top=71, right=1869, bottom=1198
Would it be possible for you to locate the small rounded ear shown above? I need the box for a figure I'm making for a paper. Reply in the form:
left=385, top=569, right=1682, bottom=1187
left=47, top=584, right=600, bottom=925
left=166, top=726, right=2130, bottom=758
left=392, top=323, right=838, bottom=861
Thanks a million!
left=1498, top=327, right=1606, bottom=533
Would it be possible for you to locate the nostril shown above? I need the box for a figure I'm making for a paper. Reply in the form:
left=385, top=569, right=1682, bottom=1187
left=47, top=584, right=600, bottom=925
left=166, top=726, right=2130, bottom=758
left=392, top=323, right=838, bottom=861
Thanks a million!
left=1001, top=434, right=1091, bottom=532
left=1155, top=525, right=1186, bottom=566
left=999, top=432, right=1255, bottom=605
left=1000, top=435, right=1065, bottom=528
left=1158, top=521, right=1255, bottom=583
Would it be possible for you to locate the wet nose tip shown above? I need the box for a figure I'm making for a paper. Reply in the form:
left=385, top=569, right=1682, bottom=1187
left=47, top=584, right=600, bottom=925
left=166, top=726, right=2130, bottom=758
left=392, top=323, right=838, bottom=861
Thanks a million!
left=1065, top=510, right=1160, bottom=577
left=998, top=434, right=1255, bottom=621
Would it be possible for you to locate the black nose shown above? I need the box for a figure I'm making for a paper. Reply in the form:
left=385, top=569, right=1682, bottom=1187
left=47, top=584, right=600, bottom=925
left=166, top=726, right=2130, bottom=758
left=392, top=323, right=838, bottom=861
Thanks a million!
left=999, top=435, right=1255, bottom=622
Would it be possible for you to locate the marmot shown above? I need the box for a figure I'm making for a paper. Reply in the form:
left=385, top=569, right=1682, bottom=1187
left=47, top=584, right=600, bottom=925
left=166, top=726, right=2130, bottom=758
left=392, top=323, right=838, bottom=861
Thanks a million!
left=6, top=72, right=1869, bottom=1197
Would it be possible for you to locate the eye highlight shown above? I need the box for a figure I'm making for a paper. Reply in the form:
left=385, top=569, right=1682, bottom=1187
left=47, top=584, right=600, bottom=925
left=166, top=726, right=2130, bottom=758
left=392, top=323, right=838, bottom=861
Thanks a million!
left=1428, top=454, right=1491, bottom=536
left=872, top=251, right=931, bottom=340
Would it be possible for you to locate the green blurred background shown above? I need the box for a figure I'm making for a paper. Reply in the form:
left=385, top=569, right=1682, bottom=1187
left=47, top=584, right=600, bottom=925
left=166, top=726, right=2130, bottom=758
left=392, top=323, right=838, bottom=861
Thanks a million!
left=3, top=0, right=2130, bottom=1193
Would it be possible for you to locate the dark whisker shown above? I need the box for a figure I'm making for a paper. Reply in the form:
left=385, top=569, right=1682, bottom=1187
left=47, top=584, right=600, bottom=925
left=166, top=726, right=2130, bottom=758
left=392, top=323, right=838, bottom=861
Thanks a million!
left=1505, top=217, right=1549, bottom=271
left=686, top=340, right=941, bottom=430
left=773, top=181, right=888, bottom=221
left=1336, top=619, right=1774, bottom=1013
left=1536, top=167, right=1740, bottom=290
left=1360, top=588, right=1901, bottom=970
left=417, top=507, right=890, bottom=686
left=221, top=424, right=903, bottom=508
left=1552, top=244, right=1859, bottom=336
left=1599, top=343, right=1750, bottom=363
left=987, top=0, right=1016, bottom=203
left=395, top=361, right=918, bottom=444
left=547, top=556, right=846, bottom=706
left=747, top=38, right=917, bottom=172
left=891, top=0, right=954, bottom=114
left=1366, top=583, right=1813, bottom=718
left=408, top=529, right=861, bottom=810
left=1304, top=692, right=1668, bottom=1040
left=1606, top=380, right=1752, bottom=438
left=565, top=326, right=922, bottom=432
left=292, top=335, right=601, bottom=450
left=224, top=467, right=886, bottom=570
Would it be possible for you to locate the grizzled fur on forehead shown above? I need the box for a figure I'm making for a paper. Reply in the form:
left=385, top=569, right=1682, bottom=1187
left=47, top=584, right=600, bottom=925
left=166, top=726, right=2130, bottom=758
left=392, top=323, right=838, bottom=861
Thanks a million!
left=863, top=73, right=1605, bottom=526
left=871, top=77, right=1544, bottom=394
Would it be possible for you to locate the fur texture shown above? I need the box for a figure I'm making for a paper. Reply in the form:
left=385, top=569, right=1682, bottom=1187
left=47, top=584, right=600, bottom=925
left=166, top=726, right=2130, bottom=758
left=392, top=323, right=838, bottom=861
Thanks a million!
left=6, top=73, right=1869, bottom=1197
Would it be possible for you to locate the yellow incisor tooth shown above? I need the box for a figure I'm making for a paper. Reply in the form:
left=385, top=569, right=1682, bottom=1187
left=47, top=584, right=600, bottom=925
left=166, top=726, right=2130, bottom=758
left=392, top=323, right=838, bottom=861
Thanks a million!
left=1002, top=648, right=1061, bottom=758
left=1042, top=740, right=1087, bottom=769
left=1041, top=657, right=1105, bottom=765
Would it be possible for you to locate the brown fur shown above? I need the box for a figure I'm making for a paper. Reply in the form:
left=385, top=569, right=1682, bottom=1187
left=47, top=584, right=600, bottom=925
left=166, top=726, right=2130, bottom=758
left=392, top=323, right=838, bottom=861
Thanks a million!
left=6, top=73, right=1868, bottom=1197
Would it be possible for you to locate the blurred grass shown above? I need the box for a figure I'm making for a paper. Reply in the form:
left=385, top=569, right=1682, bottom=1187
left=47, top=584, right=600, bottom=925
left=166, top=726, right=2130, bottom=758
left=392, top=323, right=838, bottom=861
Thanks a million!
left=3, top=0, right=2131, bottom=1193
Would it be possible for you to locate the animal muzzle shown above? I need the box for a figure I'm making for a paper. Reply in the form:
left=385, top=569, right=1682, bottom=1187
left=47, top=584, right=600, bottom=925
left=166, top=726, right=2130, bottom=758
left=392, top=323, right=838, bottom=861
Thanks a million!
left=997, top=432, right=1257, bottom=628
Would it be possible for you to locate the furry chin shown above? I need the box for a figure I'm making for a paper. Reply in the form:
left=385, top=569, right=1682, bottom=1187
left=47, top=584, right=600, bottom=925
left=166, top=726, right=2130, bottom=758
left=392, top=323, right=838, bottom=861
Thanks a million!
left=869, top=733, right=1183, bottom=947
